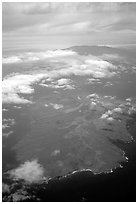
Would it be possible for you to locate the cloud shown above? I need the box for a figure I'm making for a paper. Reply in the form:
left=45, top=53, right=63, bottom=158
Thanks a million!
left=56, top=78, right=71, bottom=86
left=2, top=72, right=48, bottom=104
left=87, top=78, right=100, bottom=84
left=51, top=149, right=60, bottom=156
left=126, top=98, right=132, bottom=102
left=8, top=160, right=44, bottom=183
left=2, top=50, right=76, bottom=64
left=3, top=131, right=14, bottom=138
left=100, top=107, right=123, bottom=121
left=50, top=103, right=63, bottom=110
left=40, top=78, right=75, bottom=90
left=128, top=106, right=136, bottom=115
left=2, top=108, right=8, bottom=112
left=13, top=105, right=22, bottom=109
left=100, top=110, right=113, bottom=120
left=104, top=82, right=113, bottom=87
left=2, top=118, right=15, bottom=129
left=107, top=117, right=114, bottom=121
left=2, top=50, right=117, bottom=104
left=2, top=2, right=136, bottom=48
left=90, top=101, right=97, bottom=109
left=100, top=113, right=108, bottom=119
left=2, top=56, right=22, bottom=64
left=87, top=93, right=100, bottom=99
left=113, top=107, right=122, bottom=113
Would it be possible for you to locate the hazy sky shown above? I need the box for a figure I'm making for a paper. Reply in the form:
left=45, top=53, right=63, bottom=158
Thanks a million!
left=2, top=2, right=136, bottom=50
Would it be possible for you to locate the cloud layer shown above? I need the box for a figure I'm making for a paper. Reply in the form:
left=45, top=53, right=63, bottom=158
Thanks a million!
left=2, top=50, right=117, bottom=104
left=2, top=2, right=136, bottom=49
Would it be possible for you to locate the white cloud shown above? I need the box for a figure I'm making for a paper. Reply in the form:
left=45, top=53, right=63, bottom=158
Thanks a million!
left=100, top=110, right=113, bottom=120
left=50, top=103, right=63, bottom=110
left=2, top=50, right=76, bottom=64
left=104, top=82, right=113, bottom=87
left=51, top=149, right=60, bottom=156
left=2, top=124, right=10, bottom=129
left=104, top=95, right=116, bottom=100
left=87, top=93, right=99, bottom=99
left=90, top=101, right=97, bottom=109
left=87, top=78, right=100, bottom=84
left=56, top=78, right=70, bottom=86
left=13, top=105, right=22, bottom=109
left=8, top=160, right=44, bottom=183
left=2, top=108, right=8, bottom=112
left=3, top=131, right=14, bottom=138
left=100, top=107, right=123, bottom=121
left=2, top=73, right=48, bottom=104
left=3, top=118, right=15, bottom=124
left=2, top=56, right=22, bottom=64
left=3, top=118, right=15, bottom=130
left=113, top=107, right=122, bottom=113
left=128, top=106, right=136, bottom=115
left=126, top=97, right=132, bottom=102
left=40, top=78, right=75, bottom=90
left=100, top=113, right=108, bottom=119
left=107, top=117, right=114, bottom=121
left=2, top=50, right=117, bottom=104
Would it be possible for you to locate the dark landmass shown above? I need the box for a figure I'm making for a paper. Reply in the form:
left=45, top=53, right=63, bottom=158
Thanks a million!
left=2, top=45, right=136, bottom=202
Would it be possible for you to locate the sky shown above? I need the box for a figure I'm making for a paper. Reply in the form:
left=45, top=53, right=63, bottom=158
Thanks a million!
left=2, top=2, right=136, bottom=50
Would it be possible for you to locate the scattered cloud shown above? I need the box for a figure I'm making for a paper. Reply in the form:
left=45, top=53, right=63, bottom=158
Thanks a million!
left=2, top=50, right=76, bottom=64
left=104, top=95, right=116, bottom=100
left=13, top=105, right=22, bottom=109
left=50, top=103, right=63, bottom=110
left=100, top=113, right=108, bottom=119
left=51, top=149, right=60, bottom=156
left=40, top=78, right=75, bottom=90
left=113, top=107, right=122, bottom=113
left=87, top=78, right=101, bottom=84
left=8, top=160, right=44, bottom=183
left=2, top=50, right=117, bottom=104
left=2, top=108, right=8, bottom=112
left=2, top=56, right=22, bottom=64
left=100, top=110, right=113, bottom=120
left=87, top=93, right=100, bottom=99
left=125, top=98, right=132, bottom=102
left=3, top=131, right=14, bottom=138
left=3, top=118, right=15, bottom=130
left=100, top=107, right=123, bottom=121
left=90, top=101, right=97, bottom=109
left=128, top=106, right=136, bottom=115
left=107, top=117, right=114, bottom=121
left=104, top=82, right=113, bottom=87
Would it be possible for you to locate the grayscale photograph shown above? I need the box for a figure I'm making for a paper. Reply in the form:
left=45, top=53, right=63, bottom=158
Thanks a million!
left=2, top=2, right=136, bottom=202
